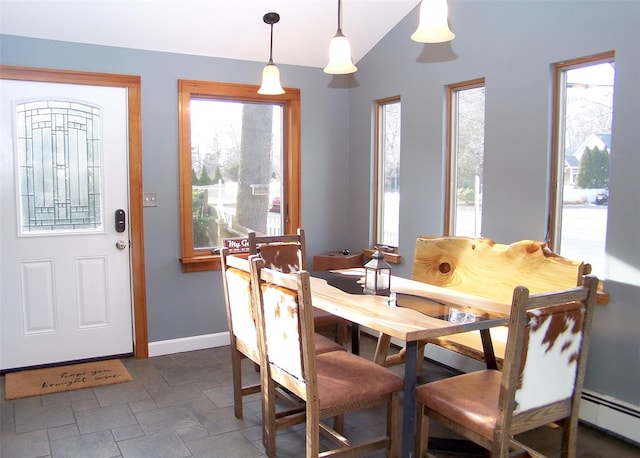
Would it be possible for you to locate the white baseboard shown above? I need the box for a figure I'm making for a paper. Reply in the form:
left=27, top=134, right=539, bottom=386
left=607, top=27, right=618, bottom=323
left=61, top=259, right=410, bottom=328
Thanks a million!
left=148, top=332, right=230, bottom=357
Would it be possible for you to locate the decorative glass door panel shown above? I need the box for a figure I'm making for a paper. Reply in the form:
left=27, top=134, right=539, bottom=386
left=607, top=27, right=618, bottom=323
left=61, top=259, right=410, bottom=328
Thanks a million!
left=16, top=100, right=103, bottom=235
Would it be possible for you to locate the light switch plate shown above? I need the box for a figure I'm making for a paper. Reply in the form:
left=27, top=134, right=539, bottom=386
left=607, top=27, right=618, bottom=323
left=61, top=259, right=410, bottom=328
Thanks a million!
left=143, top=192, right=158, bottom=207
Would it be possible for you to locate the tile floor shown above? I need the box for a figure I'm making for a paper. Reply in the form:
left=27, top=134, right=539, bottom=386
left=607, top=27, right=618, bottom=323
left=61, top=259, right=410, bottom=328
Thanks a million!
left=1, top=335, right=638, bottom=457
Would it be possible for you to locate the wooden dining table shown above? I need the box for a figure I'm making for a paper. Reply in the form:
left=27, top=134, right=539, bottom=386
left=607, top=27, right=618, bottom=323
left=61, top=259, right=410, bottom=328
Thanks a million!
left=309, top=268, right=511, bottom=458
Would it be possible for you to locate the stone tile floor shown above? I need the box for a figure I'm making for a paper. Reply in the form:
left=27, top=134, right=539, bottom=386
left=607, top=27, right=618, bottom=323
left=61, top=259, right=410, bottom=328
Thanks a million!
left=1, top=335, right=639, bottom=457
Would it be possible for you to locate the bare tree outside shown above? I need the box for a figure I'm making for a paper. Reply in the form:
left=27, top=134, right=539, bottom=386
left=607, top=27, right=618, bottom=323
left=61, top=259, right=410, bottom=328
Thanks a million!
left=236, top=103, right=273, bottom=234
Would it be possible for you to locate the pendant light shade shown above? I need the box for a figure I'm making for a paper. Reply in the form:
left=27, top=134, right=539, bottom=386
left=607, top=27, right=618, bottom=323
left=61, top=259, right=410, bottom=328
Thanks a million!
left=258, top=12, right=285, bottom=95
left=324, top=0, right=357, bottom=74
left=258, top=63, right=284, bottom=95
left=411, top=0, right=455, bottom=43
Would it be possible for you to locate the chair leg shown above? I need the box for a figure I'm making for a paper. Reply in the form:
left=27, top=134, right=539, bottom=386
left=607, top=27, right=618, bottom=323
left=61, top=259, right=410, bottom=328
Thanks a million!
left=416, top=340, right=426, bottom=372
left=262, top=377, right=278, bottom=457
left=388, top=392, right=399, bottom=458
left=415, top=405, right=428, bottom=457
left=231, top=350, right=244, bottom=419
left=560, top=416, right=578, bottom=458
left=333, top=414, right=345, bottom=434
left=306, top=403, right=320, bottom=458
left=335, top=321, right=348, bottom=346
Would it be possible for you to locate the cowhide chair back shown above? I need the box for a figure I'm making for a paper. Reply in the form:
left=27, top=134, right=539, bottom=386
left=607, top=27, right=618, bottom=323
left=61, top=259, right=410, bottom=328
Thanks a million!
left=248, top=228, right=348, bottom=346
left=248, top=229, right=307, bottom=272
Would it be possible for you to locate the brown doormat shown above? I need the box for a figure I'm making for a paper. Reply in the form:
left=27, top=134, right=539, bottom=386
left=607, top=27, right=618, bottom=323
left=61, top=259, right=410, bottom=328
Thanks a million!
left=4, top=359, right=132, bottom=400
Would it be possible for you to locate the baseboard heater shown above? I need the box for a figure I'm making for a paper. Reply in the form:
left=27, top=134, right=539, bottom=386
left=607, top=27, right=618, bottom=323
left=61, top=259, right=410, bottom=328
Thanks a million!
left=579, top=389, right=640, bottom=445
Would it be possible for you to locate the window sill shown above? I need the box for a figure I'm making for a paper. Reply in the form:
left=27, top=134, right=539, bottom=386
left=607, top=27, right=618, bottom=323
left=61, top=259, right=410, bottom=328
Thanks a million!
left=362, top=248, right=403, bottom=264
left=180, top=255, right=222, bottom=272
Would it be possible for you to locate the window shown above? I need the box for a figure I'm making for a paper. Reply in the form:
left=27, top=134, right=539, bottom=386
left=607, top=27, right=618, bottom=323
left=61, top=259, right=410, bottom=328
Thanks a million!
left=445, top=79, right=485, bottom=237
left=178, top=80, right=301, bottom=272
left=374, top=97, right=401, bottom=248
left=549, top=53, right=615, bottom=279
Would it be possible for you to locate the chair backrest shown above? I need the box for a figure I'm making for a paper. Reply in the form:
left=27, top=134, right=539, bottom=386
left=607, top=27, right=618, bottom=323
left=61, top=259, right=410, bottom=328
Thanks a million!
left=248, top=228, right=306, bottom=273
left=500, top=275, right=597, bottom=430
left=412, top=236, right=590, bottom=303
left=220, top=247, right=259, bottom=362
left=249, top=255, right=316, bottom=400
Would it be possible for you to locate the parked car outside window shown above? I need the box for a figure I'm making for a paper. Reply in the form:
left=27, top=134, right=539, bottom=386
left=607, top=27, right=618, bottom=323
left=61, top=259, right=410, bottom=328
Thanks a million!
left=595, top=189, right=608, bottom=205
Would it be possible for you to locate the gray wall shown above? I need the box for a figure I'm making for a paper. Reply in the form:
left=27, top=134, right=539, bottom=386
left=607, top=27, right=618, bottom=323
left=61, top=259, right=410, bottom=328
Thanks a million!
left=1, top=0, right=639, bottom=409
left=348, top=0, right=640, bottom=406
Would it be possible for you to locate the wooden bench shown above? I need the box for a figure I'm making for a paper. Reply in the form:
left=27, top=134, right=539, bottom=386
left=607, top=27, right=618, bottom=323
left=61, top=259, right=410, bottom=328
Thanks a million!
left=374, top=236, right=590, bottom=370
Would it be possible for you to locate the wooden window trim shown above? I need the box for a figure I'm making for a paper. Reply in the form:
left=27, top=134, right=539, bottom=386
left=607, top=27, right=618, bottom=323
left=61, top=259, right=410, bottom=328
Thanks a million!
left=178, top=80, right=301, bottom=272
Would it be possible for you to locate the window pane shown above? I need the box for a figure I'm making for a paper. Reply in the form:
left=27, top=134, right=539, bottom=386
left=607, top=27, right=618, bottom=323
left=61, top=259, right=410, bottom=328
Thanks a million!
left=17, top=100, right=102, bottom=234
left=190, top=99, right=283, bottom=250
left=554, top=60, right=614, bottom=278
left=376, top=100, right=400, bottom=247
left=449, top=84, right=485, bottom=237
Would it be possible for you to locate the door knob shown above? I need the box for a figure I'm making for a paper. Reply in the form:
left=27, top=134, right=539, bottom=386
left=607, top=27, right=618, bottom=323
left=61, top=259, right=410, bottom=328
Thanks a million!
left=115, top=240, right=127, bottom=250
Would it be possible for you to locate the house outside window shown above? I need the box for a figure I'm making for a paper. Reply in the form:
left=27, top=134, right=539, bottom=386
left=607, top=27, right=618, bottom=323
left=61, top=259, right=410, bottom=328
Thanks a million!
left=374, top=97, right=401, bottom=248
left=549, top=53, right=615, bottom=279
left=445, top=79, right=485, bottom=237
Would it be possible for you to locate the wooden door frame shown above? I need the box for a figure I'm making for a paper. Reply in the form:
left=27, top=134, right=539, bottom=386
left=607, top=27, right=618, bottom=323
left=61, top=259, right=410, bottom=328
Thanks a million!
left=0, top=65, right=148, bottom=359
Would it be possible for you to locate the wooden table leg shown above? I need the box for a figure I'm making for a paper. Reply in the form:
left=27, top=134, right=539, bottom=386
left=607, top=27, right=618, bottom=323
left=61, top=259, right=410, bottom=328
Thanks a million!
left=480, top=328, right=498, bottom=370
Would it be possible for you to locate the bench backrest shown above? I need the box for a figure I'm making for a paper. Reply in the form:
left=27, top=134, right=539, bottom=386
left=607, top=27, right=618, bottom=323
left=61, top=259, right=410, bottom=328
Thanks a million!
left=412, top=236, right=589, bottom=303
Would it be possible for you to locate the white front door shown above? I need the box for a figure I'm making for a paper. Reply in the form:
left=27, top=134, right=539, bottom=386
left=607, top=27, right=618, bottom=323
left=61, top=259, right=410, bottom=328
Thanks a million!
left=1, top=80, right=133, bottom=370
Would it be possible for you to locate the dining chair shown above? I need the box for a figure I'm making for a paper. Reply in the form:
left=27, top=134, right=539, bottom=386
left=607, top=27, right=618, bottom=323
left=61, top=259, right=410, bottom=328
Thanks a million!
left=248, top=228, right=349, bottom=346
left=220, top=248, right=344, bottom=421
left=415, top=275, right=598, bottom=458
left=249, top=255, right=405, bottom=457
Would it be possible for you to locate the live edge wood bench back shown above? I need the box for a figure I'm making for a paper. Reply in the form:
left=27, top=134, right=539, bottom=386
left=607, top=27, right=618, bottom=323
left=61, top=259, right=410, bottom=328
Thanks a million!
left=412, top=235, right=590, bottom=369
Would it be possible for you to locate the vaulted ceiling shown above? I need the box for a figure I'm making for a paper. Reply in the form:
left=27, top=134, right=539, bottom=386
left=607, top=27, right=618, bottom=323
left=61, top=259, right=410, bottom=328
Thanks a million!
left=0, top=0, right=421, bottom=68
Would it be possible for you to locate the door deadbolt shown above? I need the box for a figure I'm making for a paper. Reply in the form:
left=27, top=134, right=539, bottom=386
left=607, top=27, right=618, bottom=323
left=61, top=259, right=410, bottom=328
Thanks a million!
left=115, top=240, right=127, bottom=250
left=115, top=209, right=126, bottom=232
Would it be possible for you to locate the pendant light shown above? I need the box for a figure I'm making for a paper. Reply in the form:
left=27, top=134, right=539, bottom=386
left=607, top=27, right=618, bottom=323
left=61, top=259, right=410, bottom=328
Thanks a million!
left=411, top=0, right=455, bottom=43
left=324, top=0, right=357, bottom=74
left=258, top=12, right=285, bottom=95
